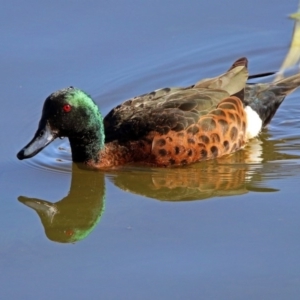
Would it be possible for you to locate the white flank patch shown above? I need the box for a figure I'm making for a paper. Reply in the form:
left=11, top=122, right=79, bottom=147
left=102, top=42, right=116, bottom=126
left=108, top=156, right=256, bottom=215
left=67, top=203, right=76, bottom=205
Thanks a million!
left=244, top=106, right=262, bottom=140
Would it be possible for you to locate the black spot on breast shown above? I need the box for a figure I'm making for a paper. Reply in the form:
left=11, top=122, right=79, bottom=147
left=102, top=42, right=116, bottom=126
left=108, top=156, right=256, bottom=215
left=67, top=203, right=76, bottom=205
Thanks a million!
left=157, top=138, right=166, bottom=147
left=188, top=138, right=195, bottom=144
left=199, top=135, right=210, bottom=144
left=175, top=146, right=180, bottom=154
left=200, top=149, right=207, bottom=158
left=211, top=146, right=219, bottom=157
left=187, top=125, right=199, bottom=135
left=158, top=149, right=167, bottom=157
left=181, top=159, right=188, bottom=165
left=230, top=127, right=238, bottom=141
left=188, top=149, right=193, bottom=156
left=210, top=133, right=220, bottom=143
left=223, top=140, right=229, bottom=151
left=169, top=158, right=176, bottom=165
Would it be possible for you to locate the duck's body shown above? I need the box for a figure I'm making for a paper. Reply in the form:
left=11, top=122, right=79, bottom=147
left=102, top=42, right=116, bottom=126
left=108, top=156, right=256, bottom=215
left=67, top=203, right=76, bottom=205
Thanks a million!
left=17, top=57, right=300, bottom=168
left=96, top=95, right=248, bottom=168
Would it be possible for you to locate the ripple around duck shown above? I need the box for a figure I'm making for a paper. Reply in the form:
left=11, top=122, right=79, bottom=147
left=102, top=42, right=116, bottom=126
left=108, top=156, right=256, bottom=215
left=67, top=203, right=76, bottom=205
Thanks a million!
left=18, top=138, right=72, bottom=174
left=13, top=112, right=72, bottom=174
left=12, top=31, right=300, bottom=177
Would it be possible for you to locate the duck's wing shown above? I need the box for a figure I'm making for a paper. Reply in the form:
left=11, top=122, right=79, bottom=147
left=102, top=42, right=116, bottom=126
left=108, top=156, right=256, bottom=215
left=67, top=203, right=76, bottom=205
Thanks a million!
left=104, top=58, right=249, bottom=143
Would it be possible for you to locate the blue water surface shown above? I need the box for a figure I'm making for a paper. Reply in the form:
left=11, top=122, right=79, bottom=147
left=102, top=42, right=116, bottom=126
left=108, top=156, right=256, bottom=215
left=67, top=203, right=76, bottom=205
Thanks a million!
left=1, top=0, right=300, bottom=299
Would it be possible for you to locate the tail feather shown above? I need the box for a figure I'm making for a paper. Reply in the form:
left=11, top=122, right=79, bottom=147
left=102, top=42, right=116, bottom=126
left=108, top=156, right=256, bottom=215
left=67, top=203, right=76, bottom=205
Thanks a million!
left=273, top=73, right=300, bottom=96
left=244, top=73, right=300, bottom=127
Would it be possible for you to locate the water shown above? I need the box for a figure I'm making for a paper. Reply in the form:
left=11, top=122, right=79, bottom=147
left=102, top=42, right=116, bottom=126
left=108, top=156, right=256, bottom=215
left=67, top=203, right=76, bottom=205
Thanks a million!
left=1, top=0, right=300, bottom=299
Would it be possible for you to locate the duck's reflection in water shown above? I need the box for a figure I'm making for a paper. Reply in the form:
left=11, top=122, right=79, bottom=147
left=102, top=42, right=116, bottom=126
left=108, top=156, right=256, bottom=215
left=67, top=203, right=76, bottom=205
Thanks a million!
left=18, top=165, right=105, bottom=243
left=108, top=135, right=285, bottom=201
left=18, top=132, right=300, bottom=243
left=17, top=8, right=300, bottom=243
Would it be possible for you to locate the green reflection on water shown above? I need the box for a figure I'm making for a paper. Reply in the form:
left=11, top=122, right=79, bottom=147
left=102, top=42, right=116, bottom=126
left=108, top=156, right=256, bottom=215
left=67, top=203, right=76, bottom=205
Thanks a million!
left=17, top=131, right=300, bottom=244
left=18, top=164, right=105, bottom=243
left=16, top=3, right=300, bottom=244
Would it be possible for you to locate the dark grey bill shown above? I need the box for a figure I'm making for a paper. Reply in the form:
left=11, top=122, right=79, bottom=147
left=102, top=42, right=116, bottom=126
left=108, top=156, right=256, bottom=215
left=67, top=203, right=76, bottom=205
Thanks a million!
left=17, top=121, right=56, bottom=160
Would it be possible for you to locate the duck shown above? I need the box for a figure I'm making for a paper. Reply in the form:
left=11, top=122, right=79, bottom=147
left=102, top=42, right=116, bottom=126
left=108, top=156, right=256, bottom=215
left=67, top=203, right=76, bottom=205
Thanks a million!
left=17, top=57, right=300, bottom=168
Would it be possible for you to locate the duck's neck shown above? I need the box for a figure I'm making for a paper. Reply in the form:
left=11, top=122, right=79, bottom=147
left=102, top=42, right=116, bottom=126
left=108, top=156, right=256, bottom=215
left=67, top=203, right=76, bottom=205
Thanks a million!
left=68, top=122, right=105, bottom=164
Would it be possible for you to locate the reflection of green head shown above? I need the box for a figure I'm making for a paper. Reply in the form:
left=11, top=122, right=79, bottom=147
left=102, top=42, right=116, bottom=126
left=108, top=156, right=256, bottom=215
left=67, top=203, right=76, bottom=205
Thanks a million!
left=18, top=166, right=106, bottom=243
left=55, top=196, right=105, bottom=243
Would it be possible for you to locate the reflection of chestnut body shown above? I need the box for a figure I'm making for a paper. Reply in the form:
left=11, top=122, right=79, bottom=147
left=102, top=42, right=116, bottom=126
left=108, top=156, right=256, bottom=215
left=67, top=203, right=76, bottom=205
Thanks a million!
left=18, top=134, right=299, bottom=243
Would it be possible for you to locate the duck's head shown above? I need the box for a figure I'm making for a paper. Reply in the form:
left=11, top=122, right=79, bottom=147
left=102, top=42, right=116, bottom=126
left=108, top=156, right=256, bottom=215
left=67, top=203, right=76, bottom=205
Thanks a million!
left=17, top=87, right=105, bottom=163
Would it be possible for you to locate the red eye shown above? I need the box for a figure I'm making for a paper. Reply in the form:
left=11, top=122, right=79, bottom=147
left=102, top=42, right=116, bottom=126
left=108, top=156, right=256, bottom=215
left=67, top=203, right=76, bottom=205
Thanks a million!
left=63, top=104, right=72, bottom=112
left=65, top=229, right=74, bottom=236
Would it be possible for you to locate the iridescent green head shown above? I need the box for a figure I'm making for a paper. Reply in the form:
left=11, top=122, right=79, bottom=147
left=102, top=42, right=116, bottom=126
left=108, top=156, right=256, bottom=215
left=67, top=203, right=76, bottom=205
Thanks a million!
left=17, top=87, right=105, bottom=163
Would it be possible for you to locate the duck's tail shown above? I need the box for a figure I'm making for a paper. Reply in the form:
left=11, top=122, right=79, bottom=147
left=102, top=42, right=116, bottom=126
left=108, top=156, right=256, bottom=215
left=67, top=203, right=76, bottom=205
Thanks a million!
left=244, top=72, right=300, bottom=127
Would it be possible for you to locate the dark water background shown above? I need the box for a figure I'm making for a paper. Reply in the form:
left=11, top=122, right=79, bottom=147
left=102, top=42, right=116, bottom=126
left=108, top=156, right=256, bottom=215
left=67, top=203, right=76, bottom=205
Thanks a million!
left=1, top=0, right=300, bottom=299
